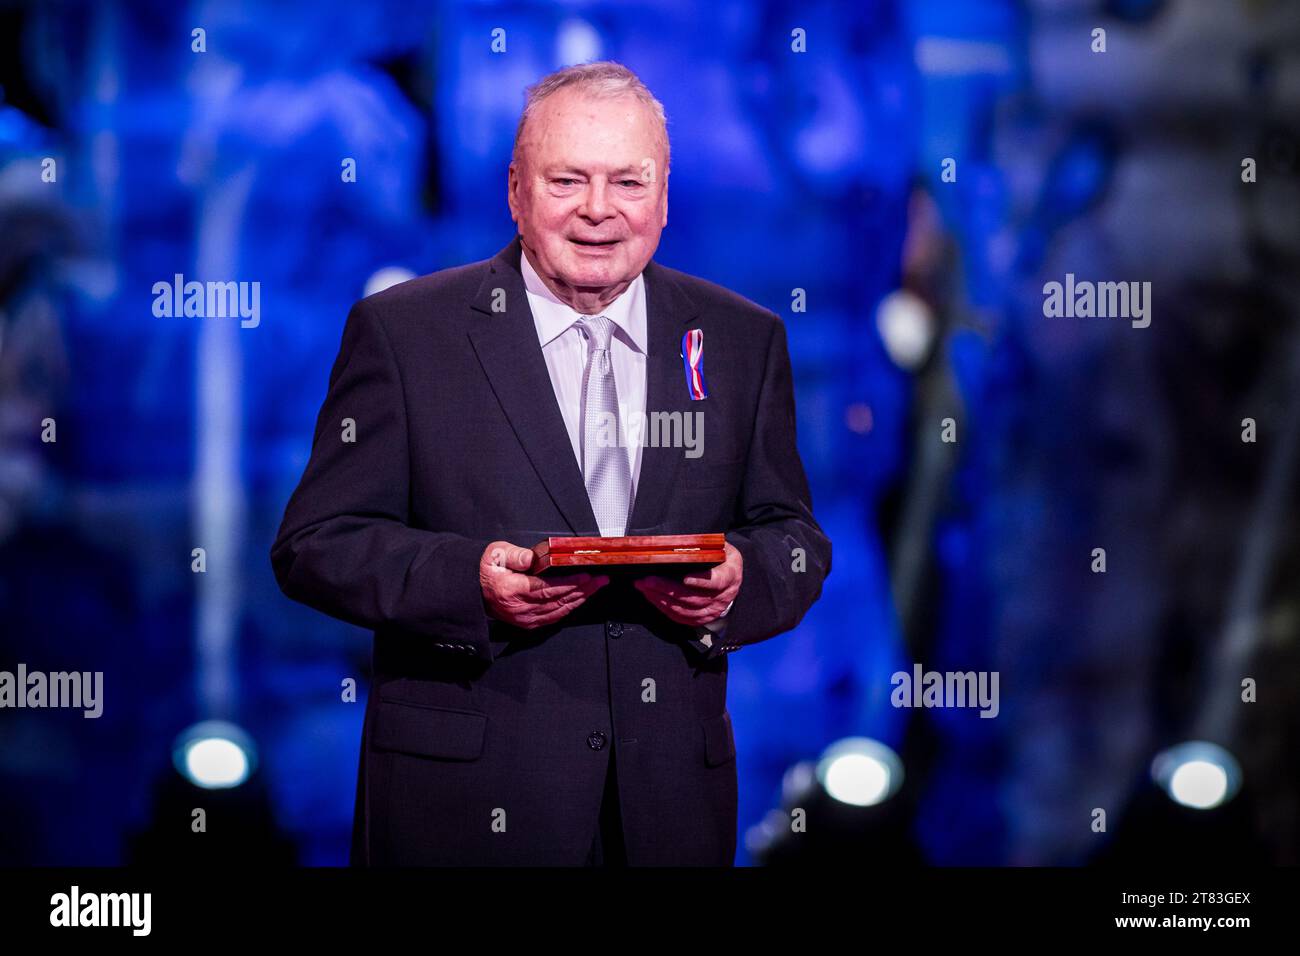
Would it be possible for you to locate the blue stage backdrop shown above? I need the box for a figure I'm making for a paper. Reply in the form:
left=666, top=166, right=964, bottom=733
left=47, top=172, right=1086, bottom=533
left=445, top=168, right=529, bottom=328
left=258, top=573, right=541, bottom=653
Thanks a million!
left=1, top=0, right=1297, bottom=866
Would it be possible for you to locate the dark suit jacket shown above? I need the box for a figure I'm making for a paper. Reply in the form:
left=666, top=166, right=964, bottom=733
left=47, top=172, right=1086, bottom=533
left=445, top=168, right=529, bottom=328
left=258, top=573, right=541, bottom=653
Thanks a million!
left=270, top=235, right=831, bottom=865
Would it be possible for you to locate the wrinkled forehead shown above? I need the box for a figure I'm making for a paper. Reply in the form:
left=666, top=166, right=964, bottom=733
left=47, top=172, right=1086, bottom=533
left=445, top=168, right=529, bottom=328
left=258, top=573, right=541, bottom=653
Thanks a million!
left=519, top=90, right=667, bottom=172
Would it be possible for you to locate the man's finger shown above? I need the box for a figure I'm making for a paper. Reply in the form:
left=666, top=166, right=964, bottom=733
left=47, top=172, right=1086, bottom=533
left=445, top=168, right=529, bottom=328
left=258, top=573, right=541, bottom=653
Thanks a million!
left=635, top=576, right=714, bottom=604
left=528, top=588, right=600, bottom=626
left=643, top=590, right=714, bottom=611
left=640, top=576, right=736, bottom=612
left=521, top=576, right=608, bottom=619
left=682, top=567, right=728, bottom=588
left=639, top=591, right=706, bottom=626
left=526, top=573, right=592, bottom=598
left=525, top=574, right=609, bottom=602
left=503, top=546, right=536, bottom=571
left=530, top=570, right=608, bottom=590
left=637, top=584, right=714, bottom=620
left=483, top=542, right=538, bottom=573
left=684, top=545, right=741, bottom=588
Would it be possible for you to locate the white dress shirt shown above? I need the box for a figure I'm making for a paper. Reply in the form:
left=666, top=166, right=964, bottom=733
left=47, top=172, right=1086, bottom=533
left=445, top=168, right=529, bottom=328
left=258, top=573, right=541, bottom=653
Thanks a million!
left=520, top=245, right=731, bottom=644
left=521, top=246, right=647, bottom=505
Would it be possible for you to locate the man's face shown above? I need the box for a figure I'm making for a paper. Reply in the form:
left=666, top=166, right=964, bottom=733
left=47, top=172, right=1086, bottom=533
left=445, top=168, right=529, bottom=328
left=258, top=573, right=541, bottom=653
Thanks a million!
left=508, top=88, right=668, bottom=299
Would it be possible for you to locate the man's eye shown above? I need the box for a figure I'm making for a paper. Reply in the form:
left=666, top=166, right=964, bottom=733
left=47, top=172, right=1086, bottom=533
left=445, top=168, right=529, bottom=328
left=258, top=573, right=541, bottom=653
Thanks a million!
left=619, top=180, right=643, bottom=187
left=553, top=178, right=578, bottom=186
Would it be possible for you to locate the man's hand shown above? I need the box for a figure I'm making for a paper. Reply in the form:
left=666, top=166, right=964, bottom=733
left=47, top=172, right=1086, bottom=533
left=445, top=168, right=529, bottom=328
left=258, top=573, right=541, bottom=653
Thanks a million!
left=633, top=541, right=742, bottom=627
left=480, top=541, right=610, bottom=629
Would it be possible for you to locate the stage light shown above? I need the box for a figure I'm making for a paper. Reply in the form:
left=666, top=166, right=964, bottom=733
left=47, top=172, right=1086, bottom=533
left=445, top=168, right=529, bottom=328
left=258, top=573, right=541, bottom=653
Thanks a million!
left=875, top=289, right=935, bottom=371
left=816, top=737, right=904, bottom=807
left=557, top=18, right=601, bottom=66
left=1151, top=741, right=1242, bottom=810
left=173, top=721, right=257, bottom=790
left=743, top=808, right=796, bottom=857
left=363, top=266, right=416, bottom=298
left=749, top=743, right=920, bottom=864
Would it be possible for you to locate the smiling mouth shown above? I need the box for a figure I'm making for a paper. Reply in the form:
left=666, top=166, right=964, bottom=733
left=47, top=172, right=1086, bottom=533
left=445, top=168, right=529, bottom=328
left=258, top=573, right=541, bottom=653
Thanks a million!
left=569, top=238, right=620, bottom=247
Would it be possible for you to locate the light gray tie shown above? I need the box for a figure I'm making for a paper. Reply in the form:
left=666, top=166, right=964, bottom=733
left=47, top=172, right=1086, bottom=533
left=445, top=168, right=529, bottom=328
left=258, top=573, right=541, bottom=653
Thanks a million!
left=577, top=315, right=631, bottom=537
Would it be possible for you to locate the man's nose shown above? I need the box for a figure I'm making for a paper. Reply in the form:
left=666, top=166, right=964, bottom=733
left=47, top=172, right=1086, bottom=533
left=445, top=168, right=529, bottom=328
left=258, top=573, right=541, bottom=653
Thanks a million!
left=579, top=178, right=613, bottom=220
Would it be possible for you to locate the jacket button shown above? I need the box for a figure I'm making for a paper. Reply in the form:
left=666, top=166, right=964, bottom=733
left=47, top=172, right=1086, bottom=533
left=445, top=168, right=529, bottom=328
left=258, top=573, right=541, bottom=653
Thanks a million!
left=606, top=622, right=624, bottom=639
left=587, top=731, right=607, bottom=751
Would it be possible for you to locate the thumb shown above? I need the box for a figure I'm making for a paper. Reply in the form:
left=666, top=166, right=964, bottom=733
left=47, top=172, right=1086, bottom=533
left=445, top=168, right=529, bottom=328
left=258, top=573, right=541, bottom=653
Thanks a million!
left=483, top=541, right=534, bottom=573
left=503, top=545, right=536, bottom=572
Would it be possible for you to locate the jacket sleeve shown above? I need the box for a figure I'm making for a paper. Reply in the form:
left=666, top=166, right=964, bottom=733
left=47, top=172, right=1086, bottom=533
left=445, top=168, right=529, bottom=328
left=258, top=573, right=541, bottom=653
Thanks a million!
left=687, top=315, right=832, bottom=662
left=270, top=297, right=497, bottom=660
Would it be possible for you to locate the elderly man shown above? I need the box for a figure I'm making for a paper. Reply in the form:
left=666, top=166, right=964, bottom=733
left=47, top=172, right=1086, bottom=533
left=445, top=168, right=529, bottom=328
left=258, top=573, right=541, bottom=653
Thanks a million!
left=271, top=61, right=830, bottom=866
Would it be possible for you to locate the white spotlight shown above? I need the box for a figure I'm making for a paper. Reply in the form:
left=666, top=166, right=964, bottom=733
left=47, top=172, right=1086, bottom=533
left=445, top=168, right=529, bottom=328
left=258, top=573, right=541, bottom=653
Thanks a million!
left=816, top=737, right=904, bottom=807
left=556, top=19, right=602, bottom=66
left=364, top=266, right=416, bottom=298
left=1151, top=741, right=1242, bottom=810
left=876, top=289, right=935, bottom=371
left=173, top=721, right=257, bottom=790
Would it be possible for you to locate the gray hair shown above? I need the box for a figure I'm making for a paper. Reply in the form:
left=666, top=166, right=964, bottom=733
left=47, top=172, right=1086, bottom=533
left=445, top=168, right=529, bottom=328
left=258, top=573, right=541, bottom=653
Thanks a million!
left=511, top=61, right=670, bottom=173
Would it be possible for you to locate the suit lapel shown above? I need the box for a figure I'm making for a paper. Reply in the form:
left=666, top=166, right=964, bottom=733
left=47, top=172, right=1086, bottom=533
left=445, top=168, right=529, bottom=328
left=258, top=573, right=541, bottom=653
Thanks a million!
left=468, top=237, right=598, bottom=535
left=467, top=237, right=699, bottom=537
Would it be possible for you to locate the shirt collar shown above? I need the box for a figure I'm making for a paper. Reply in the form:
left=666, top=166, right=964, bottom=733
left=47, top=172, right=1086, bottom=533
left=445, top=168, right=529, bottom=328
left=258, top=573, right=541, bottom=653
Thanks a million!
left=520, top=243, right=647, bottom=353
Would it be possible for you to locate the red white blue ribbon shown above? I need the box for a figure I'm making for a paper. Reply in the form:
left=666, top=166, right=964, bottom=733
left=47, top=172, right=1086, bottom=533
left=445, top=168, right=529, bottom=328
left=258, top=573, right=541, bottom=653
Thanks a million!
left=680, top=328, right=708, bottom=400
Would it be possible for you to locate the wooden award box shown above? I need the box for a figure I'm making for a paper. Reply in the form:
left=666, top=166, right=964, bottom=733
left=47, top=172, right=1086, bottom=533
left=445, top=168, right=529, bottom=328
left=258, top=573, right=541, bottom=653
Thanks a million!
left=529, top=533, right=726, bottom=574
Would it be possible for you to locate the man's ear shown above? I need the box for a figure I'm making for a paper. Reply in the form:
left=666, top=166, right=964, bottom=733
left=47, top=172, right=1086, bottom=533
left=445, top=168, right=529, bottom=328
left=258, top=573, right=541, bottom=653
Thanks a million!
left=506, top=162, right=520, bottom=222
left=660, top=170, right=669, bottom=228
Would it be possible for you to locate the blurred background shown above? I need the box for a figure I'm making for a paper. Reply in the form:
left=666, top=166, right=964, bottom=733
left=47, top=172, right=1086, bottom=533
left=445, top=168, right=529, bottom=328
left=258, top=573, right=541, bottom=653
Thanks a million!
left=1, top=0, right=1297, bottom=866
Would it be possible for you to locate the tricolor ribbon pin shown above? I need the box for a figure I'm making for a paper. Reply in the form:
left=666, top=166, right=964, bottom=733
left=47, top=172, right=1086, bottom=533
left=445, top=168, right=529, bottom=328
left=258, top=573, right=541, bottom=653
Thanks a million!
left=680, top=328, right=709, bottom=400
